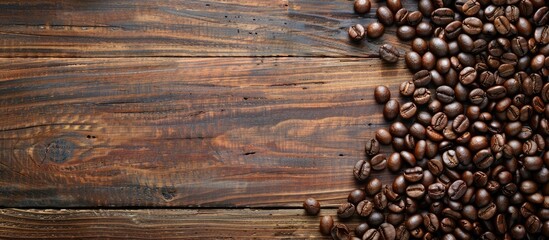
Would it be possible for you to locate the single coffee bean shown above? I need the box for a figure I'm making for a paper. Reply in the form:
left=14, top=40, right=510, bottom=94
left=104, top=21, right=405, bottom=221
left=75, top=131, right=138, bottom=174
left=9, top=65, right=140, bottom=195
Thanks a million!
left=478, top=202, right=497, bottom=220
left=413, top=88, right=431, bottom=105
left=435, top=86, right=455, bottom=104
left=407, top=11, right=423, bottom=26
left=379, top=223, right=396, bottom=240
left=363, top=229, right=381, bottom=240
left=374, top=192, right=388, bottom=210
left=319, top=215, right=333, bottom=235
left=354, top=0, right=371, bottom=14
left=533, top=6, right=549, bottom=26
left=431, top=112, right=448, bottom=131
left=498, top=63, right=515, bottom=78
left=424, top=213, right=440, bottom=232
left=403, top=166, right=424, bottom=182
left=375, top=128, right=393, bottom=145
left=432, top=8, right=455, bottom=26
left=397, top=25, right=416, bottom=41
left=348, top=189, right=366, bottom=205
left=534, top=25, right=549, bottom=44
left=459, top=67, right=476, bottom=85
left=443, top=150, right=459, bottom=168
left=428, top=183, right=446, bottom=200
left=349, top=24, right=366, bottom=41
left=526, top=215, right=542, bottom=234
left=406, top=183, right=425, bottom=199
left=366, top=178, right=383, bottom=196
left=337, top=202, right=355, bottom=219
left=380, top=44, right=400, bottom=63
left=374, top=85, right=391, bottom=104
left=365, top=138, right=380, bottom=156
left=473, top=149, right=494, bottom=169
left=367, top=22, right=385, bottom=39
left=368, top=211, right=385, bottom=228
left=395, top=8, right=409, bottom=26
left=377, top=6, right=395, bottom=26
left=405, top=52, right=422, bottom=72
left=427, top=158, right=444, bottom=176
left=354, top=160, right=371, bottom=181
left=511, top=225, right=526, bottom=239
left=422, top=52, right=436, bottom=70
left=400, top=102, right=417, bottom=119
left=447, top=180, right=467, bottom=200
left=416, top=22, right=433, bottom=37
left=406, top=214, right=423, bottom=230
left=303, top=198, right=321, bottom=215
left=357, top=200, right=375, bottom=217
left=371, top=154, right=387, bottom=171
left=386, top=0, right=402, bottom=13
left=418, top=0, right=435, bottom=16
left=331, top=223, right=351, bottom=240
left=384, top=99, right=400, bottom=120
left=387, top=153, right=402, bottom=173
left=462, top=17, right=483, bottom=35
left=494, top=16, right=511, bottom=35
left=355, top=223, right=370, bottom=238
left=413, top=70, right=432, bottom=87
left=462, top=0, right=480, bottom=16
left=429, top=38, right=449, bottom=57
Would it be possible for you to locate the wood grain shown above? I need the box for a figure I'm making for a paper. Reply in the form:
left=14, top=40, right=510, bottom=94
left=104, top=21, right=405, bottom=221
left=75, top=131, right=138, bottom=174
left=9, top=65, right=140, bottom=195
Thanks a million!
left=0, top=57, right=410, bottom=207
left=0, top=0, right=414, bottom=57
left=0, top=208, right=364, bottom=239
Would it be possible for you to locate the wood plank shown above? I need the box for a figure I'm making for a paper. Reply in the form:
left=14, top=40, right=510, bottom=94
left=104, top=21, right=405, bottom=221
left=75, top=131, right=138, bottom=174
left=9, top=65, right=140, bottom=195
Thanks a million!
left=0, top=0, right=414, bottom=57
left=0, top=208, right=361, bottom=239
left=0, top=57, right=410, bottom=207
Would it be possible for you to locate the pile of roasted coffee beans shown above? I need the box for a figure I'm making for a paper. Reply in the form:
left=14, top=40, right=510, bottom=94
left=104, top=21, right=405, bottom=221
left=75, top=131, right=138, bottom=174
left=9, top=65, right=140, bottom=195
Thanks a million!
left=304, top=0, right=549, bottom=239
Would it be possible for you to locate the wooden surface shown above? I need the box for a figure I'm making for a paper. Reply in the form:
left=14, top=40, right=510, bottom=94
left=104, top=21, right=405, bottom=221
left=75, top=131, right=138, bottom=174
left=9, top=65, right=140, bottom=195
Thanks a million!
left=0, top=0, right=414, bottom=238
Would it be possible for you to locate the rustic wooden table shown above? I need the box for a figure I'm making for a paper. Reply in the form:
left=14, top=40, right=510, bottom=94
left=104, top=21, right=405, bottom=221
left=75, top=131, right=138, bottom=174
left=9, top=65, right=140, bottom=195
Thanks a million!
left=0, top=0, right=413, bottom=238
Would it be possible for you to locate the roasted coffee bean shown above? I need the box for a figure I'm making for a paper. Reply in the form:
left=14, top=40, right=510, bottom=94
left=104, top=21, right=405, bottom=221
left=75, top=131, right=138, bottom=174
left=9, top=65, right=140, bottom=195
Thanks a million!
left=319, top=215, right=333, bottom=235
left=459, top=67, right=476, bottom=85
left=374, top=192, right=388, bottom=210
left=368, top=22, right=385, bottom=39
left=494, top=16, right=511, bottom=35
left=416, top=22, right=433, bottom=37
left=354, top=160, right=371, bottom=181
left=303, top=198, right=321, bottom=215
left=395, top=8, right=409, bottom=26
left=371, top=154, right=388, bottom=170
left=473, top=149, right=494, bottom=169
left=397, top=25, right=416, bottom=41
left=386, top=0, right=402, bottom=13
left=462, top=17, right=482, bottom=35
left=357, top=200, right=375, bottom=217
left=384, top=99, right=400, bottom=120
left=478, top=202, right=496, bottom=220
left=348, top=189, right=367, bottom=205
left=405, top=51, right=422, bottom=72
left=443, top=150, right=459, bottom=168
left=406, top=183, right=425, bottom=199
left=400, top=102, right=417, bottom=119
left=431, top=112, right=448, bottom=131
left=413, top=88, right=431, bottom=105
left=337, top=202, right=355, bottom=219
left=362, top=229, right=381, bottom=240
left=380, top=44, right=400, bottom=63
left=447, top=180, right=467, bottom=200
left=526, top=215, right=542, bottom=233
left=377, top=6, right=395, bottom=26
left=473, top=171, right=488, bottom=187
left=379, top=223, right=396, bottom=240
left=375, top=129, right=392, bottom=145
left=368, top=211, right=385, bottom=227
left=436, top=86, right=455, bottom=104
left=422, top=52, right=436, bottom=70
left=365, top=138, right=380, bottom=156
left=413, top=70, right=432, bottom=87
left=387, top=153, right=402, bottom=173
left=533, top=6, right=549, bottom=26
left=428, top=182, right=446, bottom=200
left=407, top=11, right=423, bottom=26
left=354, top=0, right=371, bottom=14
left=331, top=223, right=351, bottom=240
left=403, top=166, right=424, bottom=182
left=534, top=25, right=549, bottom=44
left=432, top=8, right=455, bottom=26
left=374, top=85, right=391, bottom=104
left=366, top=178, right=383, bottom=196
left=349, top=24, right=366, bottom=41
left=430, top=38, right=449, bottom=57
left=406, top=214, right=424, bottom=230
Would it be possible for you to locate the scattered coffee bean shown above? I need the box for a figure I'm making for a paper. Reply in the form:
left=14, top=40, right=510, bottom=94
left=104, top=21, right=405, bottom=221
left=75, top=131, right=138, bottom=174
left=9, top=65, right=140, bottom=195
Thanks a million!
left=354, top=0, right=371, bottom=15
left=380, top=44, right=400, bottom=63
left=303, top=198, right=321, bottom=215
left=348, top=24, right=365, bottom=41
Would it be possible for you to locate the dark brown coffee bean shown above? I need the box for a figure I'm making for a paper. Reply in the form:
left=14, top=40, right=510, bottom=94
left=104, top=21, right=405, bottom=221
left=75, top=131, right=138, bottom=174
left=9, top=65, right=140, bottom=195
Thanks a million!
left=395, top=8, right=409, bottom=26
left=418, top=0, right=435, bottom=16
left=366, top=178, right=382, bottom=196
left=505, top=5, right=520, bottom=23
left=462, top=0, right=480, bottom=16
left=406, top=183, right=425, bottom=199
left=369, top=213, right=385, bottom=229
left=319, top=215, right=333, bottom=235
left=498, top=63, right=515, bottom=78
left=413, top=88, right=431, bottom=105
left=354, top=0, right=371, bottom=14
left=348, top=189, right=366, bottom=205
left=427, top=158, right=444, bottom=176
left=534, top=25, right=549, bottom=44
left=379, top=223, right=396, bottom=240
left=365, top=138, right=380, bottom=156
left=526, top=215, right=542, bottom=234
left=387, top=153, right=402, bottom=173
left=400, top=102, right=417, bottom=119
left=374, top=192, right=388, bottom=210
left=354, top=160, right=371, bottom=181
left=377, top=6, right=395, bottom=26
left=337, top=202, right=355, bottom=219
left=473, top=149, right=494, bottom=169
left=428, top=182, right=446, bottom=200
left=524, top=156, right=543, bottom=171
left=371, top=154, right=387, bottom=171
left=397, top=25, right=416, bottom=41
left=416, top=22, right=433, bottom=37
left=349, top=24, right=366, bottom=41
left=367, top=22, right=385, bottom=39
left=407, top=11, right=423, bottom=26
left=459, top=67, right=476, bottom=85
left=355, top=223, right=370, bottom=238
left=403, top=166, right=423, bottom=182
left=422, top=52, right=436, bottom=70
left=443, top=149, right=459, bottom=168
left=406, top=214, right=424, bottom=230
left=447, top=180, right=466, bottom=200
left=435, top=86, right=454, bottom=104
left=533, top=6, right=549, bottom=26
left=384, top=99, right=400, bottom=120
left=486, top=85, right=507, bottom=100
left=380, top=44, right=400, bottom=63
left=462, top=17, right=483, bottom=35
left=423, top=213, right=439, bottom=233
left=511, top=225, right=526, bottom=239
left=331, top=223, right=351, bottom=240
left=413, top=70, right=432, bottom=87
left=494, top=16, right=511, bottom=35
left=432, top=8, right=455, bottom=26
left=478, top=202, right=497, bottom=220
left=431, top=112, right=448, bottom=131
left=405, top=51, right=422, bottom=72
left=357, top=200, right=374, bottom=217
left=430, top=38, right=449, bottom=57
left=362, top=229, right=381, bottom=240
left=303, top=198, right=321, bottom=215
left=386, top=0, right=402, bottom=13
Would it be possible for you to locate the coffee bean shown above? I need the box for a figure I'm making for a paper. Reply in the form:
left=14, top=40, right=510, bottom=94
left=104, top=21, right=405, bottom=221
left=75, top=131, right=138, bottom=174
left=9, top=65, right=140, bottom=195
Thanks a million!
left=416, top=22, right=433, bottom=37
left=319, top=215, right=334, bottom=235
left=533, top=6, right=549, bottom=26
left=413, top=88, right=431, bottom=105
left=432, top=8, right=455, bottom=26
left=443, top=149, right=459, bottom=168
left=380, top=44, right=400, bottom=63
left=534, top=25, right=549, bottom=44
left=428, top=182, right=446, bottom=200
left=377, top=6, right=395, bottom=26
left=368, top=22, right=385, bottom=39
left=374, top=85, right=391, bottom=104
left=478, top=202, right=497, bottom=220
left=406, top=214, right=424, bottom=230
left=357, top=200, right=375, bottom=217
left=429, top=38, right=449, bottom=57
left=371, top=154, right=388, bottom=171
left=331, top=223, right=351, bottom=240
left=431, top=112, right=448, bottom=131
left=458, top=67, right=476, bottom=85
left=406, top=183, right=425, bottom=199
left=379, top=223, right=396, bottom=240
left=354, top=160, right=371, bottom=181
left=395, top=8, right=409, bottom=26
left=424, top=213, right=440, bottom=232
left=505, top=5, right=520, bottom=23
left=337, top=202, right=355, bottom=219
left=447, top=180, right=467, bottom=200
left=354, top=0, right=371, bottom=14
left=303, top=198, right=321, bottom=215
left=363, top=229, right=381, bottom=240
left=375, top=129, right=393, bottom=145
left=422, top=52, right=436, bottom=70
left=413, top=70, right=432, bottom=87
left=462, top=17, right=483, bottom=35
left=407, top=11, right=423, bottom=26
left=462, top=0, right=480, bottom=16
left=526, top=215, right=542, bottom=233
left=400, top=102, right=417, bottom=119
left=349, top=24, right=366, bottom=41
left=403, top=166, right=424, bottom=182
left=387, top=153, right=402, bottom=173
left=374, top=192, right=388, bottom=210
left=397, top=25, right=416, bottom=41
left=384, top=99, right=400, bottom=120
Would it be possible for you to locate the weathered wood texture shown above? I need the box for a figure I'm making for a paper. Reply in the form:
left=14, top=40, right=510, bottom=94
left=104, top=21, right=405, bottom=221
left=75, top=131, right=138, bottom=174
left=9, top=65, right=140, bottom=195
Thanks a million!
left=0, top=208, right=357, bottom=239
left=0, top=57, right=410, bottom=207
left=0, top=0, right=414, bottom=57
